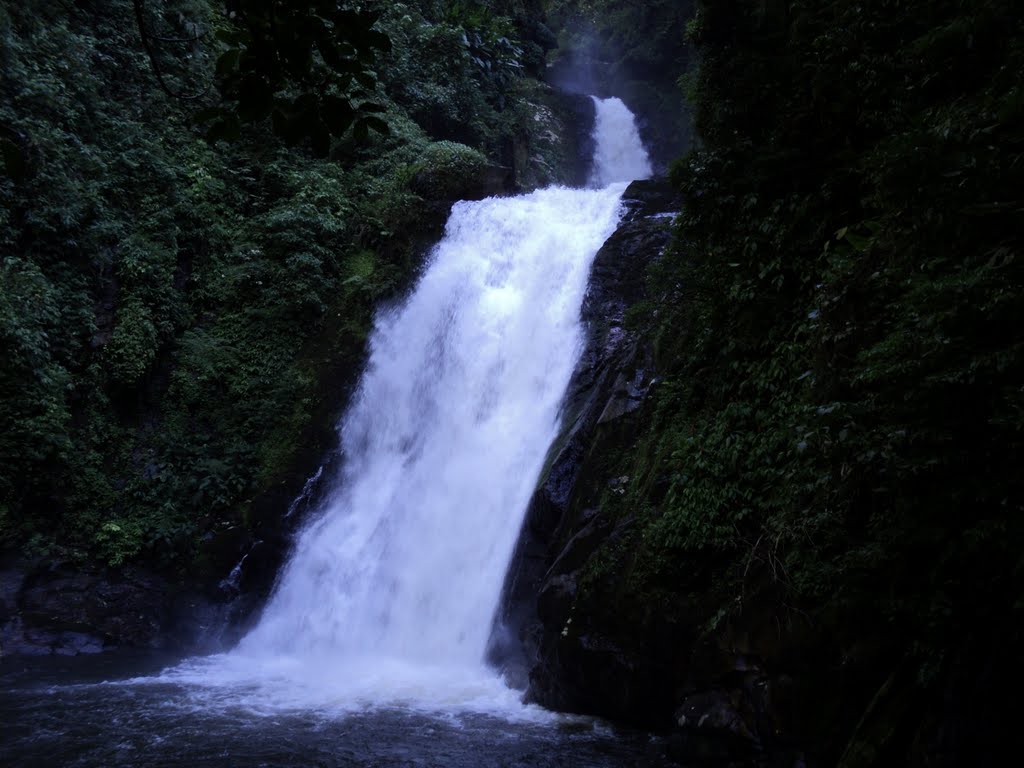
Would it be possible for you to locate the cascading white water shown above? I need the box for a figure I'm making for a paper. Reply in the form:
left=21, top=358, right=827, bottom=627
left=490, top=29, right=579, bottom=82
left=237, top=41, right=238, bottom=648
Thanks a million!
left=241, top=185, right=625, bottom=664
left=589, top=96, right=653, bottom=187
left=162, top=98, right=651, bottom=714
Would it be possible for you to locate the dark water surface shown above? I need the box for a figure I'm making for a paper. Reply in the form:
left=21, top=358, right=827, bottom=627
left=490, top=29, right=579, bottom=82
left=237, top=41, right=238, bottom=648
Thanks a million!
left=1, top=654, right=672, bottom=767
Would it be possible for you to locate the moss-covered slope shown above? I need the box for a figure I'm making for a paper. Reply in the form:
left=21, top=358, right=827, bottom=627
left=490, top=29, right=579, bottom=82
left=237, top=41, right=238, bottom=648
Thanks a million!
left=525, top=1, right=1024, bottom=764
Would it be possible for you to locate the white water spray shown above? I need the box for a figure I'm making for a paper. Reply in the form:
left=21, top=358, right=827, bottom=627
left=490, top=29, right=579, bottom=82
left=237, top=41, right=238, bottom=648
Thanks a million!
left=164, top=98, right=652, bottom=715
left=243, top=185, right=625, bottom=663
left=589, top=97, right=653, bottom=187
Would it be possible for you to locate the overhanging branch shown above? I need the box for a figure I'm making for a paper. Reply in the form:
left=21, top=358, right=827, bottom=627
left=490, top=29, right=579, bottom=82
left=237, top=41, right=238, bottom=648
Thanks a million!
left=133, top=0, right=208, bottom=101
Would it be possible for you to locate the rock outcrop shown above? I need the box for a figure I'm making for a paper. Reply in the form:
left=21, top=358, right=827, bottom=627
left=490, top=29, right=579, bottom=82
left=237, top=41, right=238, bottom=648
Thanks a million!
left=490, top=177, right=680, bottom=696
left=488, top=178, right=822, bottom=764
left=0, top=558, right=195, bottom=656
left=491, top=174, right=995, bottom=768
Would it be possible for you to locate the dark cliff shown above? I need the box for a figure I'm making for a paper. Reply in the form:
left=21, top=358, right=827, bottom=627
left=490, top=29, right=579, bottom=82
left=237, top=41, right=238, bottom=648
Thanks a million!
left=497, top=2, right=1024, bottom=767
left=490, top=178, right=679, bottom=702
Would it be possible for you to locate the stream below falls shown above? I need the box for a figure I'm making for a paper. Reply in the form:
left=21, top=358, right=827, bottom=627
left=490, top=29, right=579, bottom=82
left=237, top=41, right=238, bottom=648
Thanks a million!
left=1, top=654, right=675, bottom=767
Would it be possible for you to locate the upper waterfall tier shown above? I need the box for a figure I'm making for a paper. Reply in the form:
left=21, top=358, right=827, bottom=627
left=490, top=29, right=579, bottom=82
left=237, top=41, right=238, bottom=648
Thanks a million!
left=588, top=96, right=654, bottom=187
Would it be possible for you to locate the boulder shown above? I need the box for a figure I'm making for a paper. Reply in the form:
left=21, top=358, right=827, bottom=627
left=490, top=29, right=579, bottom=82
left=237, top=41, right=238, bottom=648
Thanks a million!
left=1, top=560, right=166, bottom=656
left=670, top=690, right=761, bottom=766
left=489, top=176, right=681, bottom=717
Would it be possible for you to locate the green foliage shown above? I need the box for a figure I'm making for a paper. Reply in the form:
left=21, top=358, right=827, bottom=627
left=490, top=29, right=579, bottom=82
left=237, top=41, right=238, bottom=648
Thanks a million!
left=411, top=140, right=489, bottom=199
left=373, top=2, right=526, bottom=149
left=0, top=257, right=74, bottom=493
left=106, top=298, right=159, bottom=384
left=454, top=10, right=525, bottom=97
left=547, top=0, right=693, bottom=72
left=0, top=0, right=563, bottom=568
left=94, top=519, right=146, bottom=567
left=423, top=137, right=488, bottom=172
left=132, top=0, right=392, bottom=153
left=543, top=0, right=697, bottom=162
left=596, top=0, right=1024, bottom=708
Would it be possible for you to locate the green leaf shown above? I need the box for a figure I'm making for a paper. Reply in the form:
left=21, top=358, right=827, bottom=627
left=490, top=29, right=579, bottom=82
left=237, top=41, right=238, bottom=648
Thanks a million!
left=322, top=96, right=356, bottom=134
left=361, top=116, right=389, bottom=136
left=0, top=137, right=28, bottom=183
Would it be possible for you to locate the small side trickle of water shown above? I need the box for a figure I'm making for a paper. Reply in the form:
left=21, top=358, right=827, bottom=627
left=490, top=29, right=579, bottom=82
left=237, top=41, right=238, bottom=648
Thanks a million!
left=218, top=553, right=248, bottom=593
left=285, top=464, right=324, bottom=519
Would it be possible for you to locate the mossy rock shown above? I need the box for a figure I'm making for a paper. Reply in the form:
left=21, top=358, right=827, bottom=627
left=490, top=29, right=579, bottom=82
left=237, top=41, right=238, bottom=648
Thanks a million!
left=410, top=141, right=510, bottom=201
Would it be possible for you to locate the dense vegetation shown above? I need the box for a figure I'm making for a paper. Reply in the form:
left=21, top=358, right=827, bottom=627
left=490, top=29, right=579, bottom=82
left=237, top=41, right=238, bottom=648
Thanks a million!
left=0, top=0, right=576, bottom=570
left=572, top=0, right=1023, bottom=760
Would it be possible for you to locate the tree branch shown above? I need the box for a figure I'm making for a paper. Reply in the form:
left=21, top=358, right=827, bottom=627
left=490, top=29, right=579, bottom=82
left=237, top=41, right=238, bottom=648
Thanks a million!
left=133, top=0, right=208, bottom=101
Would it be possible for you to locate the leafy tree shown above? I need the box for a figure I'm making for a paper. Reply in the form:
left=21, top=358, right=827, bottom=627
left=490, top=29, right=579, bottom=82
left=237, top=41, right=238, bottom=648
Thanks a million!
left=133, top=0, right=392, bottom=153
left=0, top=0, right=581, bottom=567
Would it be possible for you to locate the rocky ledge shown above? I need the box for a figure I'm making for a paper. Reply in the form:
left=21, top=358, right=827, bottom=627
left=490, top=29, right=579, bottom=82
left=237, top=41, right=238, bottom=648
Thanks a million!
left=493, top=178, right=814, bottom=766
left=2, top=558, right=189, bottom=657
left=490, top=177, right=680, bottom=696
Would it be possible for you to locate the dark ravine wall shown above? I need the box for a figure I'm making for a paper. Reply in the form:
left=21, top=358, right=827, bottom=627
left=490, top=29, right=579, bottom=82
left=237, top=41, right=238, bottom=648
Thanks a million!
left=493, top=178, right=1009, bottom=766
left=542, top=0, right=698, bottom=172
left=490, top=178, right=680, bottom=697
left=500, top=2, right=1024, bottom=767
left=546, top=49, right=692, bottom=174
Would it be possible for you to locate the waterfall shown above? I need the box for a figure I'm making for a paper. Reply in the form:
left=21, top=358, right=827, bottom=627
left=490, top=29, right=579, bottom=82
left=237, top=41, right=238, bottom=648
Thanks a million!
left=166, top=98, right=651, bottom=714
left=589, top=96, right=653, bottom=187
left=241, top=185, right=626, bottom=663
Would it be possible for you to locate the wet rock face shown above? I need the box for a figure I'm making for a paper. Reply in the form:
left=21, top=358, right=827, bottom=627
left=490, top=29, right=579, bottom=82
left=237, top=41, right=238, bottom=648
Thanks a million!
left=489, top=177, right=680, bottom=711
left=507, top=88, right=596, bottom=191
left=670, top=689, right=762, bottom=766
left=546, top=49, right=695, bottom=175
left=555, top=92, right=598, bottom=187
left=0, top=561, right=168, bottom=656
left=0, top=554, right=246, bottom=657
left=502, top=178, right=816, bottom=759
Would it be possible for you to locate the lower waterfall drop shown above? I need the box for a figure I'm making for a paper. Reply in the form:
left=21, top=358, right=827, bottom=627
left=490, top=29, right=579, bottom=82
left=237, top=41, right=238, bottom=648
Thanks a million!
left=178, top=97, right=652, bottom=713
